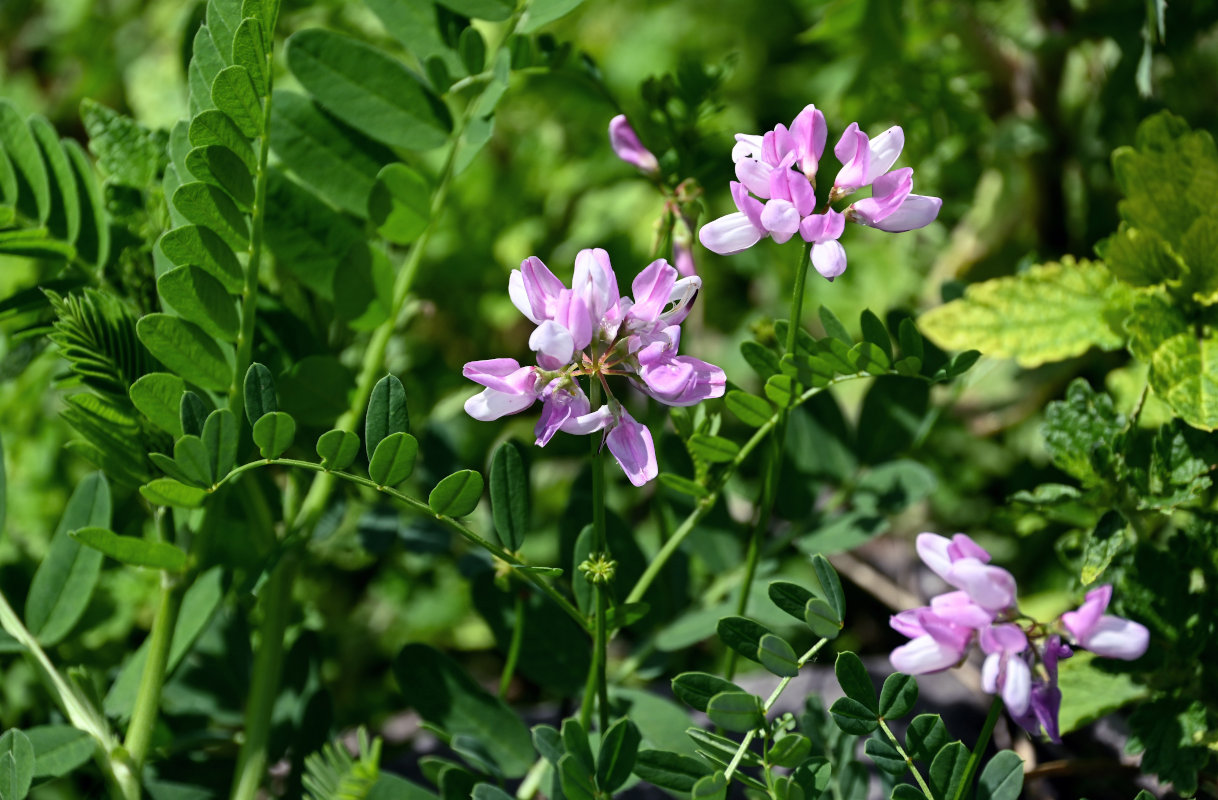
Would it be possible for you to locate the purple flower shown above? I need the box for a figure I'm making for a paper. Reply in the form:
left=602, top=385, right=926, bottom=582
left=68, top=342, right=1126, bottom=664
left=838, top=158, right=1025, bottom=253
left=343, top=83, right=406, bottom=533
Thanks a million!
left=980, top=624, right=1032, bottom=716
left=916, top=532, right=1017, bottom=612
left=1060, top=585, right=1149, bottom=660
left=699, top=107, right=941, bottom=280
left=1011, top=635, right=1072, bottom=743
left=609, top=115, right=659, bottom=176
left=465, top=249, right=725, bottom=486
left=889, top=606, right=974, bottom=674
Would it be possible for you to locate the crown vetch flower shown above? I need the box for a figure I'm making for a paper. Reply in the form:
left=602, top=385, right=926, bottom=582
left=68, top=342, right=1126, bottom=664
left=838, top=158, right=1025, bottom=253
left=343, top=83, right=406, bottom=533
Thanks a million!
left=700, top=105, right=941, bottom=280
left=891, top=531, right=1147, bottom=741
left=465, top=249, right=725, bottom=486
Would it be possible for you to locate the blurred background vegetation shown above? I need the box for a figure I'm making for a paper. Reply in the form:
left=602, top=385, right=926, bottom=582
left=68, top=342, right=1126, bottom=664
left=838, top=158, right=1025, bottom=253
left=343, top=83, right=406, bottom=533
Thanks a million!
left=2, top=0, right=1217, bottom=795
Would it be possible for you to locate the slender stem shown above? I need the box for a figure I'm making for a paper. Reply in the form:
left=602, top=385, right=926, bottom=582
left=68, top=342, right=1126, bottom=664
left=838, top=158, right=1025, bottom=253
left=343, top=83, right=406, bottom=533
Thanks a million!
left=879, top=719, right=935, bottom=799
left=214, top=458, right=589, bottom=630
left=499, top=591, right=526, bottom=699
left=123, top=510, right=186, bottom=770
left=227, top=72, right=275, bottom=424
left=589, top=378, right=610, bottom=732
left=952, top=696, right=1004, bottom=800
left=230, top=548, right=298, bottom=800
left=723, top=638, right=828, bottom=782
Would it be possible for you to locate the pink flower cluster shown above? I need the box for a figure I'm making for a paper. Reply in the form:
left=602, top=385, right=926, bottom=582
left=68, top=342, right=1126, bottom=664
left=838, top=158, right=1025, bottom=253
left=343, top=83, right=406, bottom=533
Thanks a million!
left=464, top=250, right=725, bottom=486
left=699, top=105, right=941, bottom=280
left=890, top=533, right=1149, bottom=741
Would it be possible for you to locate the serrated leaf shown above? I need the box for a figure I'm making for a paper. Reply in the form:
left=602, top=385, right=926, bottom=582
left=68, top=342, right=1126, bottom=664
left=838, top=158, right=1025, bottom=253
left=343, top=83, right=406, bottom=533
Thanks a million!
left=919, top=257, right=1130, bottom=368
left=878, top=673, right=918, bottom=720
left=185, top=144, right=254, bottom=210
left=1146, top=326, right=1218, bottom=431
left=366, top=374, right=408, bottom=460
left=243, top=362, right=276, bottom=425
left=253, top=411, right=296, bottom=458
left=835, top=652, right=877, bottom=712
left=80, top=98, right=165, bottom=189
left=1081, top=510, right=1128, bottom=585
left=758, top=633, right=800, bottom=677
left=172, top=181, right=250, bottom=251
left=687, top=433, right=739, bottom=464
left=71, top=527, right=188, bottom=571
left=158, top=225, right=244, bottom=294
left=596, top=718, right=640, bottom=793
left=0, top=729, right=34, bottom=800
left=724, top=390, right=773, bottom=427
left=706, top=691, right=763, bottom=733
left=1042, top=378, right=1125, bottom=486
left=369, top=162, right=431, bottom=244
left=671, top=672, right=744, bottom=713
left=316, top=429, right=360, bottom=471
left=929, top=742, right=969, bottom=800
left=27, top=726, right=93, bottom=780
left=157, top=266, right=240, bottom=341
left=137, top=314, right=233, bottom=392
left=489, top=440, right=528, bottom=551
left=429, top=470, right=483, bottom=517
left=368, top=432, right=418, bottom=487
left=864, top=736, right=908, bottom=776
left=976, top=750, right=1023, bottom=800
left=828, top=696, right=878, bottom=735
left=286, top=28, right=451, bottom=151
left=25, top=473, right=109, bottom=646
left=905, top=714, right=950, bottom=764
left=632, top=749, right=711, bottom=792
left=202, top=408, right=239, bottom=479
left=716, top=616, right=769, bottom=663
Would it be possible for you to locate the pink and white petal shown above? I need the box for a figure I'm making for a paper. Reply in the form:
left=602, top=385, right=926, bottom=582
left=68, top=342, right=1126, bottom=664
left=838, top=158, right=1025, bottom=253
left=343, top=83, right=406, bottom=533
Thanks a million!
left=789, top=171, right=816, bottom=216
left=608, top=115, right=659, bottom=174
left=1061, top=584, right=1111, bottom=642
left=833, top=123, right=870, bottom=192
left=573, top=248, right=619, bottom=322
left=606, top=414, right=658, bottom=487
left=1083, top=616, right=1149, bottom=660
left=979, top=623, right=1028, bottom=655
left=981, top=652, right=1001, bottom=694
left=865, top=194, right=942, bottom=232
left=863, top=126, right=905, bottom=185
left=948, top=533, right=991, bottom=563
left=630, top=259, right=678, bottom=323
left=790, top=104, right=827, bottom=174
left=761, top=199, right=801, bottom=242
left=529, top=320, right=575, bottom=370
left=519, top=256, right=566, bottom=322
left=890, top=635, right=963, bottom=675
left=463, top=358, right=529, bottom=392
left=659, top=276, right=702, bottom=326
left=890, top=609, right=930, bottom=639
left=916, top=533, right=955, bottom=581
left=553, top=291, right=593, bottom=352
left=699, top=212, right=763, bottom=255
left=508, top=270, right=540, bottom=323
left=465, top=387, right=537, bottom=421
left=1002, top=657, right=1032, bottom=716
left=730, top=181, right=766, bottom=228
left=948, top=560, right=1017, bottom=612
left=732, top=133, right=764, bottom=163
left=811, top=240, right=847, bottom=280
left=735, top=158, right=773, bottom=198
left=562, top=405, right=614, bottom=436
left=851, top=167, right=913, bottom=224
left=930, top=591, right=994, bottom=629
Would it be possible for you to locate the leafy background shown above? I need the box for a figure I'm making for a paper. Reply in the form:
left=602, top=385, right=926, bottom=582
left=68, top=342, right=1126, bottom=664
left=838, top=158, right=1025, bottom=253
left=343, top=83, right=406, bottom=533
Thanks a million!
left=1, top=0, right=1217, bottom=798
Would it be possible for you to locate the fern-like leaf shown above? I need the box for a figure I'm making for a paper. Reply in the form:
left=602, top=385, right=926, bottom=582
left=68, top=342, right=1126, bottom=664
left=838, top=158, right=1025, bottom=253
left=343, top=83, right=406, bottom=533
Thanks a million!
left=46, top=287, right=158, bottom=397
left=303, top=729, right=381, bottom=800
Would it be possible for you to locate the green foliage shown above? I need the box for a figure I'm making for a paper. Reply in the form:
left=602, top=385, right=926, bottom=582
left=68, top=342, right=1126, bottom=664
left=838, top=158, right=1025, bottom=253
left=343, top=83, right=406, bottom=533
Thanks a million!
left=919, top=257, right=1129, bottom=368
left=0, top=729, right=34, bottom=800
left=316, top=429, right=360, bottom=471
left=303, top=729, right=381, bottom=800
left=488, top=440, right=529, bottom=551
left=367, top=432, right=418, bottom=487
left=253, top=412, right=296, bottom=459
left=70, top=527, right=189, bottom=572
left=428, top=470, right=483, bottom=517
left=365, top=374, right=409, bottom=461
left=26, top=726, right=94, bottom=781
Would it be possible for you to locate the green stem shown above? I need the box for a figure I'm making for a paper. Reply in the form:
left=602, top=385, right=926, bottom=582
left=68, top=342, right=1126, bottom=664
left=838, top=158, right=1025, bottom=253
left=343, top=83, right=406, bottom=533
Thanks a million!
left=627, top=245, right=821, bottom=608
left=227, top=71, right=275, bottom=424
left=230, top=548, right=298, bottom=800
left=952, top=696, right=1004, bottom=800
left=215, top=458, right=588, bottom=630
left=499, top=591, right=527, bottom=699
left=723, top=638, right=828, bottom=782
left=879, top=719, right=934, bottom=799
left=580, top=378, right=611, bottom=731
left=123, top=509, right=186, bottom=770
